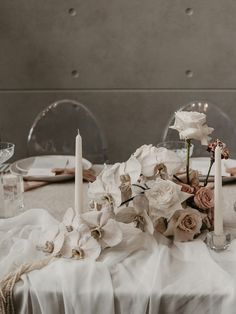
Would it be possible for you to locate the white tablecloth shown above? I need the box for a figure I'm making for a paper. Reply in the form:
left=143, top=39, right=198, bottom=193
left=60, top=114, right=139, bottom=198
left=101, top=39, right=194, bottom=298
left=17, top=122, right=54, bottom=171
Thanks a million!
left=1, top=174, right=236, bottom=314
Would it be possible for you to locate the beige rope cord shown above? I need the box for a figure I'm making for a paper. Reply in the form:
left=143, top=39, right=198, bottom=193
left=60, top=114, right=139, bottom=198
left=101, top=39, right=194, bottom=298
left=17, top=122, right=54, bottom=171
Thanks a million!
left=0, top=256, right=54, bottom=314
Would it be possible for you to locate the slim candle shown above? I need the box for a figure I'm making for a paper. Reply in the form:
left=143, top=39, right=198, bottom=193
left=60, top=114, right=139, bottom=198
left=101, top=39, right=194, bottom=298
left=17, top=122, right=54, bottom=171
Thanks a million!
left=214, top=145, right=223, bottom=235
left=75, top=130, right=83, bottom=215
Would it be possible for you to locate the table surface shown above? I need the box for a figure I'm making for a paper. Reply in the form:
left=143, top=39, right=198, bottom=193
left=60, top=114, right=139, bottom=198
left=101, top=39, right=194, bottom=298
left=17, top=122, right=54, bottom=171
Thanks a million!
left=23, top=164, right=104, bottom=220
left=24, top=177, right=236, bottom=228
left=2, top=165, right=236, bottom=314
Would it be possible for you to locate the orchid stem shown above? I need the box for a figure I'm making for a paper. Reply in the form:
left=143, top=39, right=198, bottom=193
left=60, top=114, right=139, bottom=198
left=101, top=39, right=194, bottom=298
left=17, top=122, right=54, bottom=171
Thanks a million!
left=119, top=192, right=144, bottom=207
left=173, top=175, right=184, bottom=183
left=132, top=184, right=148, bottom=191
left=204, top=159, right=214, bottom=187
left=186, top=139, right=191, bottom=185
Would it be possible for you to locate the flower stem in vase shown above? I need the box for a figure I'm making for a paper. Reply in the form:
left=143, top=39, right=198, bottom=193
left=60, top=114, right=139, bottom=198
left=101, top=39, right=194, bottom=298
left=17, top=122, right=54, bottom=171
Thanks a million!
left=186, top=139, right=191, bottom=185
left=204, top=159, right=214, bottom=187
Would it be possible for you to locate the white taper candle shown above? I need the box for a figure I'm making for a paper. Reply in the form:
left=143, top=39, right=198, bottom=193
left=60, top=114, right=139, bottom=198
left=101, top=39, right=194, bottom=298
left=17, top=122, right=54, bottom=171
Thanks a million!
left=75, top=130, right=83, bottom=215
left=214, top=145, right=223, bottom=235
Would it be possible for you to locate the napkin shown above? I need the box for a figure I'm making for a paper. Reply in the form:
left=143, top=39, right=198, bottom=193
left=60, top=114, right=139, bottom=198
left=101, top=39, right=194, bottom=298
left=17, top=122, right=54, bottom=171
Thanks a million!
left=23, top=168, right=96, bottom=192
left=30, top=156, right=68, bottom=169
left=26, top=157, right=69, bottom=177
left=26, top=168, right=56, bottom=177
left=191, top=158, right=230, bottom=177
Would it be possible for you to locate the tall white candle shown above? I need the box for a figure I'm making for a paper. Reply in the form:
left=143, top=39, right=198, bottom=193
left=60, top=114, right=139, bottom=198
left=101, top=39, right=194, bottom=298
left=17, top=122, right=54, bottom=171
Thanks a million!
left=214, top=145, right=223, bottom=235
left=75, top=130, right=83, bottom=215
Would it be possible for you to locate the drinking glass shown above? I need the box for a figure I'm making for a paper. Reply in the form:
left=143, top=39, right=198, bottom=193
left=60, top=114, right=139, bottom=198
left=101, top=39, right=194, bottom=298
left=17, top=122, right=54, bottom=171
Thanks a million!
left=0, top=142, right=14, bottom=165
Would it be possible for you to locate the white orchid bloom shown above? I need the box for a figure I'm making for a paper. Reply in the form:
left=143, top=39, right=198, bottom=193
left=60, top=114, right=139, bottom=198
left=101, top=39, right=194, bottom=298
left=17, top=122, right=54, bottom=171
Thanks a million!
left=39, top=208, right=76, bottom=255
left=88, top=157, right=141, bottom=210
left=155, top=147, right=183, bottom=176
left=82, top=209, right=123, bottom=249
left=133, top=144, right=182, bottom=177
left=100, top=155, right=141, bottom=186
left=116, top=194, right=154, bottom=234
left=88, top=172, right=121, bottom=210
left=39, top=208, right=101, bottom=260
left=99, top=162, right=121, bottom=186
left=118, top=155, right=142, bottom=184
left=133, top=144, right=160, bottom=177
left=59, top=224, right=101, bottom=260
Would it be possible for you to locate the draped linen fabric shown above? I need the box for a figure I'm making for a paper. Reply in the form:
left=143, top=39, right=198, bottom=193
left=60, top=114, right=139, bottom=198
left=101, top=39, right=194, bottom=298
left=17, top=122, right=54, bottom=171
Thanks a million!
left=1, top=208, right=236, bottom=314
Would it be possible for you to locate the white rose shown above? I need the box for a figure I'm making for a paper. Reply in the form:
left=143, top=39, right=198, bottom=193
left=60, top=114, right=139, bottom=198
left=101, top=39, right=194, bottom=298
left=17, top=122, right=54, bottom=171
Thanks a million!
left=145, top=179, right=191, bottom=220
left=170, top=111, right=214, bottom=145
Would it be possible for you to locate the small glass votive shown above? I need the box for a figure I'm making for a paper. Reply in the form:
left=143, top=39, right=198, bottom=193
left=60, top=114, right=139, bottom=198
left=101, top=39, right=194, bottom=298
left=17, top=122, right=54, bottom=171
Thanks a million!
left=206, top=231, right=231, bottom=251
left=0, top=173, right=24, bottom=218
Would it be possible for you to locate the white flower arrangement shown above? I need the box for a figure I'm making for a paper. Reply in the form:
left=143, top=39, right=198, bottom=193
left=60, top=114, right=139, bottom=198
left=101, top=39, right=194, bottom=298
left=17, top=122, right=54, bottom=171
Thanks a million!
left=39, top=110, right=229, bottom=261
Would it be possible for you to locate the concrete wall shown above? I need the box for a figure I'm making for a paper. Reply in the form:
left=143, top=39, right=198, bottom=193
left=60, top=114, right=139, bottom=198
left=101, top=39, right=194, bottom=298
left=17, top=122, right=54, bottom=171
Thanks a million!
left=1, top=1, right=236, bottom=162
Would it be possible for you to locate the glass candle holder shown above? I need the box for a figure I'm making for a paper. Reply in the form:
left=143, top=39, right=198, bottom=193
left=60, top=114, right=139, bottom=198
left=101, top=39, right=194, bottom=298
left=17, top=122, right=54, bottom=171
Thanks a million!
left=0, top=173, right=24, bottom=218
left=206, top=231, right=231, bottom=251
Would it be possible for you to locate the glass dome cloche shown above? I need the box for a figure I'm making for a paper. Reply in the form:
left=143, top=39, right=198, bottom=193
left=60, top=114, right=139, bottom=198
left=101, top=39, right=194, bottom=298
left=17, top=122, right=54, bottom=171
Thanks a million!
left=162, top=101, right=236, bottom=157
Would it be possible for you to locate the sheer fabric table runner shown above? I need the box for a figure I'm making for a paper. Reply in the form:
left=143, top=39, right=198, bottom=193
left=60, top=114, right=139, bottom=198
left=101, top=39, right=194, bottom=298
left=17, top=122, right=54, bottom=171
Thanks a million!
left=2, top=165, right=236, bottom=314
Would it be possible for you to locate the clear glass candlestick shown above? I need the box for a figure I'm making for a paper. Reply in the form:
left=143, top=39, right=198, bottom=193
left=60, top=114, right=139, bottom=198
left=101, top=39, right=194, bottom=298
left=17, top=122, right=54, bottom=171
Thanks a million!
left=206, top=231, right=231, bottom=251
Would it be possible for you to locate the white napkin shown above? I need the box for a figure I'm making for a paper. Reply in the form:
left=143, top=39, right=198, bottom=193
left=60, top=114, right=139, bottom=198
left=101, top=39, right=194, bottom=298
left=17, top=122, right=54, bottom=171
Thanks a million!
left=191, top=157, right=232, bottom=177
left=27, top=168, right=55, bottom=177
left=30, top=157, right=68, bottom=169
left=26, top=157, right=70, bottom=177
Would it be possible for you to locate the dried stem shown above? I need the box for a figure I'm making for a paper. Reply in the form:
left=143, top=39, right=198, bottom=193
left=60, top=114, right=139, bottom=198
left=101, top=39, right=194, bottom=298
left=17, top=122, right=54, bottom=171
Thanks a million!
left=204, top=159, right=214, bottom=187
left=186, top=139, right=191, bottom=185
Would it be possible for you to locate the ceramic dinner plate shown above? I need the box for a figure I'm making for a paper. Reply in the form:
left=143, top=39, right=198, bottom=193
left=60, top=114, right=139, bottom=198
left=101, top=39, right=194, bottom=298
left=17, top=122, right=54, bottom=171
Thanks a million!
left=10, top=155, right=92, bottom=182
left=191, top=157, right=236, bottom=183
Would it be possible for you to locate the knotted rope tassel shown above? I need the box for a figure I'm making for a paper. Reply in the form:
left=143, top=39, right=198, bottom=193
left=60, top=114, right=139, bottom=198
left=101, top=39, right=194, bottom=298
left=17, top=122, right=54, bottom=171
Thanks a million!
left=0, top=256, right=54, bottom=314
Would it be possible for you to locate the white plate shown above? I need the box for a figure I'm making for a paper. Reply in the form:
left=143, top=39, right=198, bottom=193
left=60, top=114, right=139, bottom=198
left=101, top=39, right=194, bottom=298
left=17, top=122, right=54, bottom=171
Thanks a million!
left=10, top=155, right=92, bottom=182
left=191, top=157, right=236, bottom=183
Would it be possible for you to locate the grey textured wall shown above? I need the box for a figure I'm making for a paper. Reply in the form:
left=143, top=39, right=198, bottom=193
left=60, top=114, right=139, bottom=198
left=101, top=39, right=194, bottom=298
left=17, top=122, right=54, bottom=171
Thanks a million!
left=1, top=1, right=236, bottom=162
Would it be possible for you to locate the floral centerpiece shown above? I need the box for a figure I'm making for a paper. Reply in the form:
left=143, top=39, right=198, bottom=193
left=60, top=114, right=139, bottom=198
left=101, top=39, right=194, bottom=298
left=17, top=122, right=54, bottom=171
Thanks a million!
left=39, top=110, right=229, bottom=261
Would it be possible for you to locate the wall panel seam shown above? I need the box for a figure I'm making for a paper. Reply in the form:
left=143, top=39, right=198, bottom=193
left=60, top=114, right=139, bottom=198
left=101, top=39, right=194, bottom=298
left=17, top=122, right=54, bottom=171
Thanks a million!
left=1, top=89, right=236, bottom=93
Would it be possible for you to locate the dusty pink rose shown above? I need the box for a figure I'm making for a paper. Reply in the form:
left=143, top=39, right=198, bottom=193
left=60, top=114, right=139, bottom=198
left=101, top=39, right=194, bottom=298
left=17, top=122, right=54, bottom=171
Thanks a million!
left=164, top=208, right=202, bottom=242
left=194, top=187, right=214, bottom=210
left=178, top=183, right=195, bottom=194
